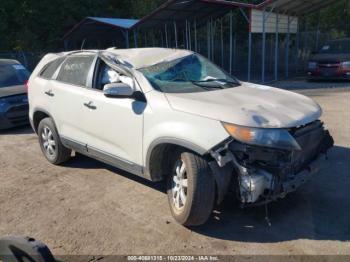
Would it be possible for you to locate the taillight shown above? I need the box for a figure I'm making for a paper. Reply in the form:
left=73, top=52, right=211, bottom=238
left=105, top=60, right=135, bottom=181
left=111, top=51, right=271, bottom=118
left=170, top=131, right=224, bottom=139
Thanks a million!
left=24, top=80, right=29, bottom=92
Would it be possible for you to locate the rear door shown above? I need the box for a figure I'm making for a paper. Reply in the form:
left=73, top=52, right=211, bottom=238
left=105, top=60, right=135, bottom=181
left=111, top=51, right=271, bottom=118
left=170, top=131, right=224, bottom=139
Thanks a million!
left=52, top=54, right=96, bottom=151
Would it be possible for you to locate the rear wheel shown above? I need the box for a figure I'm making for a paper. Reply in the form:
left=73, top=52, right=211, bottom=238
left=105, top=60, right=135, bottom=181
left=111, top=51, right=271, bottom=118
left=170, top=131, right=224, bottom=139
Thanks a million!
left=167, top=150, right=215, bottom=226
left=38, top=117, right=71, bottom=165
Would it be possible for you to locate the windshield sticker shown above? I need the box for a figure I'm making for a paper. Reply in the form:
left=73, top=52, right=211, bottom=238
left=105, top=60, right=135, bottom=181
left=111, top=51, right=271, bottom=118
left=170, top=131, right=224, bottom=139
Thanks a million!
left=12, top=64, right=26, bottom=70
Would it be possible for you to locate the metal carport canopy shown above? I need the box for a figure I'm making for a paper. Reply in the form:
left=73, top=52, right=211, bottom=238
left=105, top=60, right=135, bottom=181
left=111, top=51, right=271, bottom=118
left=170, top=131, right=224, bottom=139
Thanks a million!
left=258, top=0, right=339, bottom=16
left=131, top=0, right=256, bottom=29
left=63, top=17, right=139, bottom=40
left=132, top=0, right=339, bottom=29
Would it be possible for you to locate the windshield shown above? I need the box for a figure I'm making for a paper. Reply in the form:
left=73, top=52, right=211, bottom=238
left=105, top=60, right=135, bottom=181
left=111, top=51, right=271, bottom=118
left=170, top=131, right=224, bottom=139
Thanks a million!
left=0, top=64, right=30, bottom=88
left=138, top=54, right=240, bottom=93
left=319, top=40, right=350, bottom=54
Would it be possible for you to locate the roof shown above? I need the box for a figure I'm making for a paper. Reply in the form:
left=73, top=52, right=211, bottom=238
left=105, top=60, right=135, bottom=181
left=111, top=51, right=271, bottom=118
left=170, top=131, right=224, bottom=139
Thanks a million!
left=0, top=59, right=20, bottom=65
left=87, top=17, right=139, bottom=29
left=63, top=17, right=139, bottom=39
left=132, top=0, right=339, bottom=29
left=259, top=0, right=339, bottom=16
left=133, top=0, right=256, bottom=29
left=106, top=47, right=193, bottom=69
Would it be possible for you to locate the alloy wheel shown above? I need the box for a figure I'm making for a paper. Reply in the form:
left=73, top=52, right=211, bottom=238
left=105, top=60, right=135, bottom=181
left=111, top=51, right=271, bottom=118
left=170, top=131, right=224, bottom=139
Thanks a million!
left=41, top=126, right=56, bottom=158
left=171, top=159, right=188, bottom=210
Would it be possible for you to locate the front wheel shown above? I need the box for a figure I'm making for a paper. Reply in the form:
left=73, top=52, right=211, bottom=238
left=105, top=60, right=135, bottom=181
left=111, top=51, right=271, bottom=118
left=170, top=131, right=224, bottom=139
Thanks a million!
left=167, top=151, right=215, bottom=226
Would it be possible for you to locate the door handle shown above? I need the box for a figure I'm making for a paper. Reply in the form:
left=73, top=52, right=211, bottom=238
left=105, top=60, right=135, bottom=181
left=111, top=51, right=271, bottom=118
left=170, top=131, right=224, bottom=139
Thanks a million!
left=83, top=101, right=97, bottom=110
left=44, top=90, right=54, bottom=97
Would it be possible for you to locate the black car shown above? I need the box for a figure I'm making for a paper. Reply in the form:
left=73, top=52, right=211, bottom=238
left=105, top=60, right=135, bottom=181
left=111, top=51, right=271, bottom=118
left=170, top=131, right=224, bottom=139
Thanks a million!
left=0, top=59, right=30, bottom=129
left=307, top=38, right=350, bottom=80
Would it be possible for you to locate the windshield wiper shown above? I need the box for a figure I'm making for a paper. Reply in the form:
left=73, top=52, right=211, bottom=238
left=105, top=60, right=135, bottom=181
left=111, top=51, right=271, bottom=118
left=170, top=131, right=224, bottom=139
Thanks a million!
left=190, top=79, right=240, bottom=89
left=194, top=79, right=239, bottom=85
left=190, top=81, right=224, bottom=89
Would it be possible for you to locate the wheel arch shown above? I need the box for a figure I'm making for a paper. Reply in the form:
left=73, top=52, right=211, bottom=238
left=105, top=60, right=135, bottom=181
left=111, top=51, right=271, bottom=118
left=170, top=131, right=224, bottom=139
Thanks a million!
left=32, top=108, right=53, bottom=134
left=145, top=137, right=208, bottom=182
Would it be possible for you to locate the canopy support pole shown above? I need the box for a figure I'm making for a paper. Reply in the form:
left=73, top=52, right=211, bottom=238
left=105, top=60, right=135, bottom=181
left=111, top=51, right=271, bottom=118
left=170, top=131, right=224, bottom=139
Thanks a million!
left=211, top=17, right=215, bottom=61
left=221, top=18, right=224, bottom=67
left=274, top=12, right=279, bottom=81
left=261, top=4, right=276, bottom=83
left=239, top=7, right=252, bottom=82
left=188, top=20, right=192, bottom=50
left=315, top=11, right=321, bottom=50
left=134, top=29, right=138, bottom=47
left=185, top=20, right=189, bottom=49
left=229, top=11, right=233, bottom=74
left=262, top=8, right=266, bottom=83
left=165, top=24, right=168, bottom=48
left=194, top=20, right=197, bottom=52
left=296, top=20, right=300, bottom=74
left=125, top=30, right=129, bottom=48
left=174, top=21, right=178, bottom=48
left=207, top=20, right=211, bottom=58
left=285, top=15, right=290, bottom=79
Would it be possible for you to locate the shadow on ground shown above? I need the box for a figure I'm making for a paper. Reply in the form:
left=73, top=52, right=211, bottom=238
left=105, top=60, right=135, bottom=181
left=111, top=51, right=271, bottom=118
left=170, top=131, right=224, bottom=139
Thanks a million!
left=193, top=145, right=350, bottom=243
left=63, top=153, right=165, bottom=193
left=62, top=144, right=350, bottom=243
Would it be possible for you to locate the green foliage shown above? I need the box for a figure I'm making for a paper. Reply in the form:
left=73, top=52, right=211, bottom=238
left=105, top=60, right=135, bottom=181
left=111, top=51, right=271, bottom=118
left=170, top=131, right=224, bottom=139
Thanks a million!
left=0, top=0, right=165, bottom=51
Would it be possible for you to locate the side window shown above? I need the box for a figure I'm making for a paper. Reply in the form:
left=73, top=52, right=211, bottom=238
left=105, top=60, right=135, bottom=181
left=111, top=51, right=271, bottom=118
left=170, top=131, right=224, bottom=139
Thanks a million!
left=57, top=56, right=95, bottom=86
left=95, top=61, right=122, bottom=90
left=0, top=64, right=30, bottom=88
left=40, top=57, right=65, bottom=79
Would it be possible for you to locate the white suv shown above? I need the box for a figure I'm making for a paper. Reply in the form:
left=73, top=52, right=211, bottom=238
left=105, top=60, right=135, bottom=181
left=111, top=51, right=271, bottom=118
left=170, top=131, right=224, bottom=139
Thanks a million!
left=28, top=48, right=333, bottom=226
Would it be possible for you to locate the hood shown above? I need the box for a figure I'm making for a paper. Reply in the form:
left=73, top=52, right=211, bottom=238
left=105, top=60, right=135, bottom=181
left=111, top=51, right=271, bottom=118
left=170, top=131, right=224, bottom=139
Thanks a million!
left=310, top=53, right=350, bottom=63
left=165, top=82, right=322, bottom=128
left=0, top=85, right=26, bottom=98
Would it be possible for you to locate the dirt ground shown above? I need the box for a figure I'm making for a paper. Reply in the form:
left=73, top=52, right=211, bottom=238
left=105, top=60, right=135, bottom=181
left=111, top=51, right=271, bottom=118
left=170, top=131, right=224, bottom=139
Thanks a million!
left=0, top=80, right=350, bottom=257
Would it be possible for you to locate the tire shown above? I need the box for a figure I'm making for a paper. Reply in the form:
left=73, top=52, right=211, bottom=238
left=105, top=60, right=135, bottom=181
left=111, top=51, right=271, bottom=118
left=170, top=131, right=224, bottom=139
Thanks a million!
left=166, top=150, right=215, bottom=226
left=38, top=117, right=71, bottom=165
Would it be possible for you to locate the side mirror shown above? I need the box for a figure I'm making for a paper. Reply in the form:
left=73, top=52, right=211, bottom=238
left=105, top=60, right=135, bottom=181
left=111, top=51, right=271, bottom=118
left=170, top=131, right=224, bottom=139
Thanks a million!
left=103, top=82, right=134, bottom=98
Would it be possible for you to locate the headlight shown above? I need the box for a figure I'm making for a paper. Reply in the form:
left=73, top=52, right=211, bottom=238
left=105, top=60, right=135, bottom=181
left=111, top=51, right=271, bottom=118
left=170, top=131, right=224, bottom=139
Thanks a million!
left=308, top=62, right=318, bottom=70
left=222, top=122, right=301, bottom=150
left=342, top=61, right=350, bottom=68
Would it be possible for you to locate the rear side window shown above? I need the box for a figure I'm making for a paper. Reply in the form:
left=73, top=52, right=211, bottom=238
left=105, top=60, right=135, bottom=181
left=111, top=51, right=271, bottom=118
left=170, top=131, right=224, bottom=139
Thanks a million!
left=0, top=64, right=30, bottom=88
left=40, top=57, right=65, bottom=79
left=57, top=56, right=95, bottom=86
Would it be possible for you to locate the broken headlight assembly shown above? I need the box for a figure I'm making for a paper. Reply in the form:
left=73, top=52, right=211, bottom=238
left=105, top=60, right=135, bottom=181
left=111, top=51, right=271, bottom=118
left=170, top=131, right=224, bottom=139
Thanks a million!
left=222, top=122, right=301, bottom=151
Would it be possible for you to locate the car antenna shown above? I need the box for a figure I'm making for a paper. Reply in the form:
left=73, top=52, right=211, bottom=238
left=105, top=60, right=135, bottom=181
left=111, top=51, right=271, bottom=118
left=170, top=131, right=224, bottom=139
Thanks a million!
left=80, top=38, right=86, bottom=50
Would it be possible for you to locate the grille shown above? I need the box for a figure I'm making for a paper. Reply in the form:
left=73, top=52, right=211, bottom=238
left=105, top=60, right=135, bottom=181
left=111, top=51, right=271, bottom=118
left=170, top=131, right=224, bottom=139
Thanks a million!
left=318, top=62, right=341, bottom=68
left=290, top=121, right=324, bottom=173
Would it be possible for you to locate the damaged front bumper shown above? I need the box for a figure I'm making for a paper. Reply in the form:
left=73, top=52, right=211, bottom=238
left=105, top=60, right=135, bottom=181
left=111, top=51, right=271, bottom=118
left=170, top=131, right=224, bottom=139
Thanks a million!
left=210, top=120, right=334, bottom=206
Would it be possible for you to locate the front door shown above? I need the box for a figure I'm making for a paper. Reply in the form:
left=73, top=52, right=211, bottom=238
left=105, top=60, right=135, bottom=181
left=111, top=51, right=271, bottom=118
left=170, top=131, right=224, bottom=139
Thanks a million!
left=81, top=60, right=145, bottom=175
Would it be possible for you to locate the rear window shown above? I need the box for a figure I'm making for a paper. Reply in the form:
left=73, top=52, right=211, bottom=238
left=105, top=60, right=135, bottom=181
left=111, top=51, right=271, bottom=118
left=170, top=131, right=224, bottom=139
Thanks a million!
left=40, top=57, right=65, bottom=79
left=0, top=64, right=30, bottom=88
left=57, top=56, right=95, bottom=86
left=320, top=40, right=350, bottom=54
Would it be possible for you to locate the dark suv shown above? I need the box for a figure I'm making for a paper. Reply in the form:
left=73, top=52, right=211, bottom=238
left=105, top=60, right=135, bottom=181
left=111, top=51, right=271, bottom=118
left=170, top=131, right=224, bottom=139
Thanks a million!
left=0, top=59, right=30, bottom=129
left=307, top=38, right=350, bottom=80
